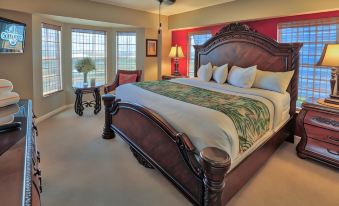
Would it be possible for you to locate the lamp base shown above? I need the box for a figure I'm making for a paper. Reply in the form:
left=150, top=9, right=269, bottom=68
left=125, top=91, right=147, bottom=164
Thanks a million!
left=171, top=71, right=181, bottom=76
left=324, top=94, right=339, bottom=105
left=172, top=61, right=181, bottom=76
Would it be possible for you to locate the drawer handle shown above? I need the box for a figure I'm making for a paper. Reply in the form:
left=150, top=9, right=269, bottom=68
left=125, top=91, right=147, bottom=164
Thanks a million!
left=33, top=125, right=38, bottom=136
left=327, top=149, right=339, bottom=156
left=34, top=168, right=41, bottom=176
left=37, top=151, right=41, bottom=163
left=327, top=136, right=339, bottom=142
left=39, top=177, right=42, bottom=193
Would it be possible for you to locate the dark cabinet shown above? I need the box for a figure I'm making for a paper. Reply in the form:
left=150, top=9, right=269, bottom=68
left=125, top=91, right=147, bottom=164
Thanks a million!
left=297, top=99, right=339, bottom=168
left=0, top=100, right=42, bottom=205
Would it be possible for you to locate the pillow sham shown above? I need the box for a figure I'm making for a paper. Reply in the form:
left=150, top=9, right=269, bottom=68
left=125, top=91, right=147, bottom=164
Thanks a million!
left=227, top=65, right=257, bottom=88
left=212, top=64, right=228, bottom=84
left=197, top=62, right=213, bottom=82
left=253, top=69, right=294, bottom=93
left=119, top=73, right=138, bottom=85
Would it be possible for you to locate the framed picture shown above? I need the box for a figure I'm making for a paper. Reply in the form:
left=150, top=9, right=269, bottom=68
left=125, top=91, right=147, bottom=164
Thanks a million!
left=146, top=39, right=158, bottom=57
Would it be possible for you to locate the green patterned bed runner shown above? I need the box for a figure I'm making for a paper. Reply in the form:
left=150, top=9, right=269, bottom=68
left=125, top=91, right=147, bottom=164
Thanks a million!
left=134, top=81, right=270, bottom=153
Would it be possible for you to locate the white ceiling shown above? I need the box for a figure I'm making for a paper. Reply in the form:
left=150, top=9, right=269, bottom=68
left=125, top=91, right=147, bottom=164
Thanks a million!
left=91, top=0, right=236, bottom=16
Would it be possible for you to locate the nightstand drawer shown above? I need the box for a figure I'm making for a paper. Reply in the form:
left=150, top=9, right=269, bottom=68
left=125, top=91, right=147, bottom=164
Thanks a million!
left=304, top=124, right=339, bottom=146
left=306, top=138, right=339, bottom=160
left=304, top=110, right=339, bottom=131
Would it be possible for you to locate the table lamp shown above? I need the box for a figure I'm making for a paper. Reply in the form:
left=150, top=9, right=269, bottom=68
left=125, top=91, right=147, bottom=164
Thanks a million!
left=169, top=44, right=184, bottom=76
left=317, top=44, right=339, bottom=105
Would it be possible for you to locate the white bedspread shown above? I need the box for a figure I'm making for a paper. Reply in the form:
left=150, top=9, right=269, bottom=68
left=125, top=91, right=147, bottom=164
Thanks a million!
left=116, top=78, right=290, bottom=164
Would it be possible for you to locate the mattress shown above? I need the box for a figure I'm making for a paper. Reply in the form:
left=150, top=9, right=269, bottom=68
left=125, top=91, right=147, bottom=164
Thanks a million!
left=116, top=78, right=290, bottom=169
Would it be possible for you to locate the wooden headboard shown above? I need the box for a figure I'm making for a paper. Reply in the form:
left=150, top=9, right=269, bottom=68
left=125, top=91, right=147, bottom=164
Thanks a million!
left=194, top=23, right=302, bottom=115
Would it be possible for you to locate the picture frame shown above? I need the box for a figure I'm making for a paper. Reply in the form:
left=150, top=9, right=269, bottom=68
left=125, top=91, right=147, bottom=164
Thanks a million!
left=146, top=39, right=157, bottom=57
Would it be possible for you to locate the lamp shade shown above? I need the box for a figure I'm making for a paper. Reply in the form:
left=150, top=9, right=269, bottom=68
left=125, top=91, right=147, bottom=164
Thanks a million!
left=169, top=45, right=184, bottom=58
left=317, top=44, right=339, bottom=67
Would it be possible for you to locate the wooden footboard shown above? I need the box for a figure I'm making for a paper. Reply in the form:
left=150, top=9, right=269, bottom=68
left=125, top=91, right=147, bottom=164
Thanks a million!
left=101, top=23, right=301, bottom=206
left=102, top=94, right=231, bottom=206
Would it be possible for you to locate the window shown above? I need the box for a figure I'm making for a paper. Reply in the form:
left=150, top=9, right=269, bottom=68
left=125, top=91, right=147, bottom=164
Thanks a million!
left=116, top=32, right=137, bottom=70
left=72, top=29, right=107, bottom=85
left=278, top=18, right=338, bottom=107
left=41, top=23, right=62, bottom=96
left=188, top=32, right=212, bottom=77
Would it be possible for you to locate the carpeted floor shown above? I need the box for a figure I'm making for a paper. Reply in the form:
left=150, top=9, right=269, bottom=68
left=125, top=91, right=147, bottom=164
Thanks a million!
left=37, top=107, right=339, bottom=206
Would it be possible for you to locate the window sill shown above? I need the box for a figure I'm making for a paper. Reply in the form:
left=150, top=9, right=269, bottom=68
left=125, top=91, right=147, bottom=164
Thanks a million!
left=43, top=90, right=64, bottom=97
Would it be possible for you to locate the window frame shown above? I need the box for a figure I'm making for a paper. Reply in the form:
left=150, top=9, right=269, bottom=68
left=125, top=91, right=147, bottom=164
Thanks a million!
left=41, top=23, right=63, bottom=97
left=116, top=31, right=137, bottom=71
left=187, top=31, right=213, bottom=77
left=277, top=17, right=338, bottom=107
left=71, top=28, right=107, bottom=86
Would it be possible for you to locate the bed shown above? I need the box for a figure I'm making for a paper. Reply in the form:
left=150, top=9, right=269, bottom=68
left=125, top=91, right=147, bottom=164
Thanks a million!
left=102, top=23, right=302, bottom=206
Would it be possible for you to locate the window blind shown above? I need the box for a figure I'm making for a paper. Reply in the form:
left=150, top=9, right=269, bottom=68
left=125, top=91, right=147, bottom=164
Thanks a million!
left=71, top=29, right=107, bottom=85
left=116, top=32, right=137, bottom=71
left=41, top=23, right=62, bottom=96
left=188, top=32, right=212, bottom=77
left=278, top=18, right=338, bottom=106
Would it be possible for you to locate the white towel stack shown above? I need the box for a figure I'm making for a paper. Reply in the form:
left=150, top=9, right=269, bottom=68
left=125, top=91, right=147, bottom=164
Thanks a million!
left=0, top=104, right=19, bottom=126
left=0, top=79, right=20, bottom=126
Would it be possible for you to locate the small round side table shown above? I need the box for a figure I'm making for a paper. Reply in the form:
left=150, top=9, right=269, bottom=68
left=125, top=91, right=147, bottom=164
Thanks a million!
left=73, top=82, right=104, bottom=116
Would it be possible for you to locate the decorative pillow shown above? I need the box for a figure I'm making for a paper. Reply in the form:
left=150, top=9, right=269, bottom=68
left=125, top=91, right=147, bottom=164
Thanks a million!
left=0, top=79, right=13, bottom=93
left=0, top=92, right=20, bottom=108
left=253, top=69, right=294, bottom=93
left=227, top=65, right=257, bottom=88
left=197, top=62, right=213, bottom=82
left=212, top=64, right=228, bottom=84
left=119, top=73, right=138, bottom=85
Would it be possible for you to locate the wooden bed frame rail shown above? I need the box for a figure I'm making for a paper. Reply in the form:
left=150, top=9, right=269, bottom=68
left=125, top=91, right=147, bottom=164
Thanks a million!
left=102, top=23, right=302, bottom=206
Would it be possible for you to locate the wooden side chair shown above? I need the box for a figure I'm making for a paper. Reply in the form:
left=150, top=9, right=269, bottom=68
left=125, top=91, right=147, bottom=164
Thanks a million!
left=104, top=70, right=143, bottom=94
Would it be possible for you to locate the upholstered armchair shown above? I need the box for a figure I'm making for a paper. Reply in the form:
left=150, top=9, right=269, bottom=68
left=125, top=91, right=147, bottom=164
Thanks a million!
left=104, top=70, right=142, bottom=94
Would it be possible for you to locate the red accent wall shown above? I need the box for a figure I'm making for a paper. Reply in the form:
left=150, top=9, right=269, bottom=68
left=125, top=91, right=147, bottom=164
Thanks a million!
left=171, top=10, right=339, bottom=75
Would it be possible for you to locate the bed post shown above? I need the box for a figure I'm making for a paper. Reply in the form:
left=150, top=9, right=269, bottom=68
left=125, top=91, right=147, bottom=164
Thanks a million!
left=200, top=147, right=231, bottom=206
left=102, top=94, right=116, bottom=139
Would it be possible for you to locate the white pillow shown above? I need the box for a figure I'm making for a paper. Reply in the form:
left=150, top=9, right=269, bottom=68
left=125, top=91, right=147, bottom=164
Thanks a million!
left=227, top=65, right=257, bottom=88
left=212, top=64, right=228, bottom=84
left=197, top=62, right=213, bottom=82
left=253, top=70, right=294, bottom=93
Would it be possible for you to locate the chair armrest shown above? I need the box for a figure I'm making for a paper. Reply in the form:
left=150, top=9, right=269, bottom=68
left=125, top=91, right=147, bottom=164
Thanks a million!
left=104, top=80, right=119, bottom=94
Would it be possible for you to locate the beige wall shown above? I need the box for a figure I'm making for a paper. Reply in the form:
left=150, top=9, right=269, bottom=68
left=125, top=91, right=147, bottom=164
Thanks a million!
left=112, top=28, right=146, bottom=80
left=0, top=0, right=160, bottom=29
left=31, top=15, right=160, bottom=116
left=144, top=29, right=159, bottom=81
left=3, top=0, right=338, bottom=117
left=32, top=15, right=67, bottom=116
left=0, top=9, right=33, bottom=100
left=160, top=16, right=172, bottom=77
left=60, top=23, right=116, bottom=108
left=169, top=0, right=339, bottom=29
left=144, top=16, right=172, bottom=80
left=0, top=0, right=172, bottom=117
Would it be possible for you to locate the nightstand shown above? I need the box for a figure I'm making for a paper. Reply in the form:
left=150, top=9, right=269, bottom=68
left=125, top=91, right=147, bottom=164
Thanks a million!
left=297, top=98, right=339, bottom=168
left=162, top=75, right=188, bottom=80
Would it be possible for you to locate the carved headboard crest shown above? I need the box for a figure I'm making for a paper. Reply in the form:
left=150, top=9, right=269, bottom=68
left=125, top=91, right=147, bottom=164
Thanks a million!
left=215, top=23, right=255, bottom=35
